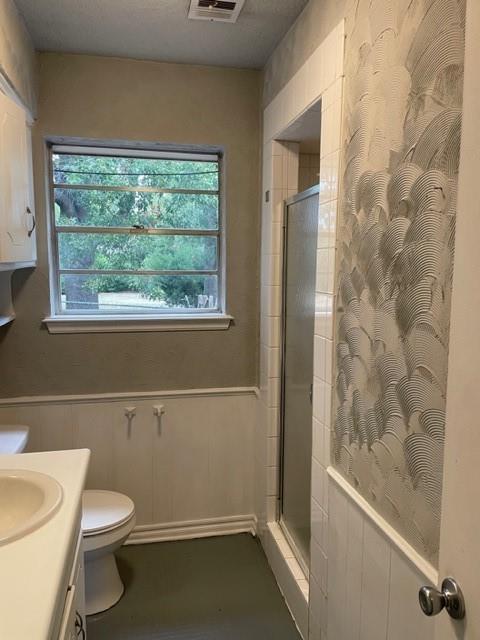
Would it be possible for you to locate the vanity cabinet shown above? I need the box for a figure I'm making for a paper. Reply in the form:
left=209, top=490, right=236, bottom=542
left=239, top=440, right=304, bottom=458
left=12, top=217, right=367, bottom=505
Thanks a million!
left=58, top=531, right=87, bottom=640
left=0, top=89, right=36, bottom=266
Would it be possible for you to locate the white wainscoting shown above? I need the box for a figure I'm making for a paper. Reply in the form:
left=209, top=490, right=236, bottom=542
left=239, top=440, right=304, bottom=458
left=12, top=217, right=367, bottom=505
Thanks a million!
left=327, top=470, right=437, bottom=640
left=0, top=387, right=257, bottom=541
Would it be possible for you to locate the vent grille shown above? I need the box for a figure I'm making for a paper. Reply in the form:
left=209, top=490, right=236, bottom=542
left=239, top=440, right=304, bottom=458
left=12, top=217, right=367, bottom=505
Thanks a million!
left=199, top=0, right=236, bottom=8
left=188, top=0, right=245, bottom=23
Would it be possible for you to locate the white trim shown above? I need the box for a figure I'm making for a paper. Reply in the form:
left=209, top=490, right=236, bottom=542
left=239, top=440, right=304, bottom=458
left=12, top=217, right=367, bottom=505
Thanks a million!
left=263, top=20, right=345, bottom=144
left=264, top=522, right=309, bottom=639
left=0, top=386, right=258, bottom=407
left=327, top=466, right=439, bottom=585
left=51, top=144, right=218, bottom=162
left=43, top=313, right=233, bottom=334
left=125, top=514, right=257, bottom=545
left=266, top=522, right=309, bottom=599
left=279, top=517, right=309, bottom=580
left=0, top=261, right=36, bottom=272
left=45, top=143, right=227, bottom=326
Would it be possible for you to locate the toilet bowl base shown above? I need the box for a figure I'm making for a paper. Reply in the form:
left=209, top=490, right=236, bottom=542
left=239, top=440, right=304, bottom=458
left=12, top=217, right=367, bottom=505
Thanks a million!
left=85, top=551, right=124, bottom=615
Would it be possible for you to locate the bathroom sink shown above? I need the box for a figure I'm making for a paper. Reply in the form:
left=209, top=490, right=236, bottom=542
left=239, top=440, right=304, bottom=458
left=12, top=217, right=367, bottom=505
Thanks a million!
left=0, top=470, right=63, bottom=545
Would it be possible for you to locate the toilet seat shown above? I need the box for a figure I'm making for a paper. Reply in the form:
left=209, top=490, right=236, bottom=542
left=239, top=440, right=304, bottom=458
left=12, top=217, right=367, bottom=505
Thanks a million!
left=82, top=490, right=135, bottom=537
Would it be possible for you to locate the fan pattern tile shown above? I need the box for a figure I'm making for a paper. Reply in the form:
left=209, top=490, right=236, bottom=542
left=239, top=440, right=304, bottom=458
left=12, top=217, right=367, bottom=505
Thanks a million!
left=334, top=0, right=466, bottom=561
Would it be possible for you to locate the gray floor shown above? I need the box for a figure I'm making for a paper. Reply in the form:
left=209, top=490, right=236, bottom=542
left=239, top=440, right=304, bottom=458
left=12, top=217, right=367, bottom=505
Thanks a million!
left=87, top=534, right=301, bottom=640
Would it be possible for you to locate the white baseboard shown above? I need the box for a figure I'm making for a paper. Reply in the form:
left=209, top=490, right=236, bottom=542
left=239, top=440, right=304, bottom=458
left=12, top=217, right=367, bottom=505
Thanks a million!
left=126, top=514, right=257, bottom=545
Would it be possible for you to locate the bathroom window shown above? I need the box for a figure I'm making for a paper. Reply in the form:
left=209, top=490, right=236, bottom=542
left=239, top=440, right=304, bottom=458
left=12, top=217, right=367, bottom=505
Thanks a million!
left=46, top=144, right=228, bottom=331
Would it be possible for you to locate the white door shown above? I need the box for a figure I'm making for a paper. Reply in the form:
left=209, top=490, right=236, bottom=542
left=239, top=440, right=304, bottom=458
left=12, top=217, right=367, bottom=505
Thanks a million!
left=0, top=90, right=36, bottom=263
left=434, top=0, right=480, bottom=637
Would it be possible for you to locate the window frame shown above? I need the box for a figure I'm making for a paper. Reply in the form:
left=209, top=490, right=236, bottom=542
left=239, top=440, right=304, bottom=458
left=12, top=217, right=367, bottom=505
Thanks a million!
left=44, top=139, right=232, bottom=333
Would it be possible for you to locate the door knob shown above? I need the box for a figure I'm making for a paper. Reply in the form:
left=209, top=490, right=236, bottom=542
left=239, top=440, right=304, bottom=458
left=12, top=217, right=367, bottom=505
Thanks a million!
left=419, top=578, right=465, bottom=620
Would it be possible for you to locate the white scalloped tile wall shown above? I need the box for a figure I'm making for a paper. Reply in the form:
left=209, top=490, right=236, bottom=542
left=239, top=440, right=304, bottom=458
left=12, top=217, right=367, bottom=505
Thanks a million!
left=333, top=0, right=465, bottom=563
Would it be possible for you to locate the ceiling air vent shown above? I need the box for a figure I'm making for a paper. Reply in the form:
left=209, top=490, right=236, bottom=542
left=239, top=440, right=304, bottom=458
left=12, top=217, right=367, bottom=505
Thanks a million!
left=188, top=0, right=246, bottom=23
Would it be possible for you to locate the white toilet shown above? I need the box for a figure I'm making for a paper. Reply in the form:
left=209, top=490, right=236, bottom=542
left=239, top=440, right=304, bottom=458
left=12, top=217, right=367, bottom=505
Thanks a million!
left=82, top=490, right=136, bottom=615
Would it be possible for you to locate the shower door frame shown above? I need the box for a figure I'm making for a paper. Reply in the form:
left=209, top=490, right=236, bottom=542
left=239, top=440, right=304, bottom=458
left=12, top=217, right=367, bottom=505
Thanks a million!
left=278, top=183, right=320, bottom=577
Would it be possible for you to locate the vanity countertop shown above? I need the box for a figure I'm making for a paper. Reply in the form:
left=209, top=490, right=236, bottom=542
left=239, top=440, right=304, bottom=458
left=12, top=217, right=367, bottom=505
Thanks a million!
left=0, top=449, right=90, bottom=640
left=0, top=425, right=29, bottom=453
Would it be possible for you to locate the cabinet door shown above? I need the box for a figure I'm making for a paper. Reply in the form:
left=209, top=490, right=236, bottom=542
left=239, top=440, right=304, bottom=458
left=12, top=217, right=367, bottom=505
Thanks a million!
left=58, top=586, right=77, bottom=640
left=0, top=90, right=36, bottom=263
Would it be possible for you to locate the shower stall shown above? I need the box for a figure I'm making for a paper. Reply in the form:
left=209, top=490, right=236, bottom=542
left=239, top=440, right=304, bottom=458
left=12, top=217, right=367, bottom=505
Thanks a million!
left=279, top=185, right=319, bottom=572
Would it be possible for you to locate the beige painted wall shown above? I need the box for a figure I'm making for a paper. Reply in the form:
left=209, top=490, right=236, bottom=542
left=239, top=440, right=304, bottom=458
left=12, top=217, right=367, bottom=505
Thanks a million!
left=0, top=53, right=261, bottom=397
left=263, top=0, right=347, bottom=106
left=0, top=0, right=37, bottom=113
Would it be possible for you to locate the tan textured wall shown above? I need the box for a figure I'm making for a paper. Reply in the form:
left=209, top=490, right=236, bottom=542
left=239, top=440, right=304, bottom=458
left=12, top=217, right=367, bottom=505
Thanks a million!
left=0, top=53, right=261, bottom=397
left=0, top=0, right=37, bottom=113
left=263, top=0, right=347, bottom=106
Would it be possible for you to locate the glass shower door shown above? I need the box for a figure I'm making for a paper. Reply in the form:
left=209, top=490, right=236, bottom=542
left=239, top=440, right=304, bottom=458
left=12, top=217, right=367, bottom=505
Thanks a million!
left=280, top=185, right=319, bottom=570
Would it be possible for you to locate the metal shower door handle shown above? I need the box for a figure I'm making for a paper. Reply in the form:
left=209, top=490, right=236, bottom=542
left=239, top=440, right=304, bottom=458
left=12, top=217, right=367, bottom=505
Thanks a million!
left=419, top=578, right=465, bottom=620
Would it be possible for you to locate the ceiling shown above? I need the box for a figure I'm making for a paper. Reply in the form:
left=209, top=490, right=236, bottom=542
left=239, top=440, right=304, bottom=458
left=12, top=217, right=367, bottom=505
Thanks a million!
left=14, top=0, right=309, bottom=69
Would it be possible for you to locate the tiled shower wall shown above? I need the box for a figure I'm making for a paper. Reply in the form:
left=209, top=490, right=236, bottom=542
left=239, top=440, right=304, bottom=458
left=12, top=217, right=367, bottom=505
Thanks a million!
left=257, top=22, right=345, bottom=639
left=307, top=89, right=342, bottom=640
left=257, top=138, right=300, bottom=533
left=299, top=154, right=320, bottom=192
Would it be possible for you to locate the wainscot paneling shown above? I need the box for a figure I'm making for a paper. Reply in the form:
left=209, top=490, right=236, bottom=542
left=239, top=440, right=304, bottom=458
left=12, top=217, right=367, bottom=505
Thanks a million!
left=0, top=387, right=257, bottom=540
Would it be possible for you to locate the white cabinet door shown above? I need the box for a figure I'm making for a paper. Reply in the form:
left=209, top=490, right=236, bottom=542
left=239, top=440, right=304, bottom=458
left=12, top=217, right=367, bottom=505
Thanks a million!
left=0, top=90, right=36, bottom=264
left=57, top=531, right=87, bottom=640
left=58, top=586, right=77, bottom=640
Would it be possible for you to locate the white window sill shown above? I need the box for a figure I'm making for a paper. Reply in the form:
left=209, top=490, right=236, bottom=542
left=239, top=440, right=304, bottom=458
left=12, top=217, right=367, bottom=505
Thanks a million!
left=43, top=314, right=233, bottom=334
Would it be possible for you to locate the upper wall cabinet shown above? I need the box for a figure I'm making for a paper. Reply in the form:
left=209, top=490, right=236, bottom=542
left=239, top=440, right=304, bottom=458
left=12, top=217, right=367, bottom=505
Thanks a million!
left=0, top=89, right=36, bottom=267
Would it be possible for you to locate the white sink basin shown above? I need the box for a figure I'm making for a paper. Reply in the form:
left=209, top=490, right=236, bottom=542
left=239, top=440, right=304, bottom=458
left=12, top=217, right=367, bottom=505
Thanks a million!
left=0, top=470, right=63, bottom=545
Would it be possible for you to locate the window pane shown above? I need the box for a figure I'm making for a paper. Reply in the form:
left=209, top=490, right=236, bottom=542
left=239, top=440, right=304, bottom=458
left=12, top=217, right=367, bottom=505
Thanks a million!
left=58, top=233, right=218, bottom=272
left=60, top=274, right=219, bottom=313
left=54, top=188, right=219, bottom=230
left=53, top=154, right=219, bottom=191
